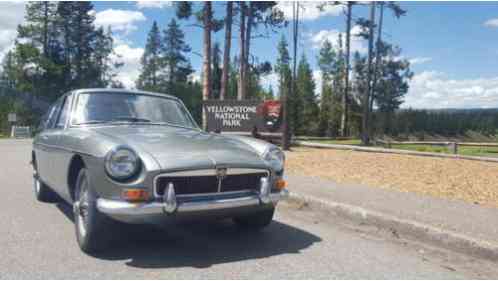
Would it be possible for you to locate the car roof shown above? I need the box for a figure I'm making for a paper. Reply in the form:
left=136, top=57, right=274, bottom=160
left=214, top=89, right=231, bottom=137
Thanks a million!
left=71, top=88, right=179, bottom=101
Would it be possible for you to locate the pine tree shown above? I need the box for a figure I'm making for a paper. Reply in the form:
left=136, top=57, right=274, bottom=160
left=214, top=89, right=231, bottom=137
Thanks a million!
left=211, top=42, right=222, bottom=99
left=90, top=27, right=120, bottom=88
left=56, top=1, right=74, bottom=91
left=17, top=2, right=58, bottom=58
left=137, top=21, right=162, bottom=92
left=162, top=18, right=193, bottom=94
left=4, top=1, right=120, bottom=103
left=374, top=43, right=412, bottom=134
left=275, top=36, right=292, bottom=134
left=0, top=51, right=17, bottom=89
left=226, top=56, right=239, bottom=99
left=317, top=39, right=338, bottom=136
left=220, top=1, right=233, bottom=100
left=14, top=1, right=63, bottom=100
left=237, top=2, right=286, bottom=100
left=70, top=2, right=97, bottom=88
left=296, top=54, right=319, bottom=135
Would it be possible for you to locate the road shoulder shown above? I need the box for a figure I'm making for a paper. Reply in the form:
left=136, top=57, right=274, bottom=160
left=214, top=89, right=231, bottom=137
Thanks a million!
left=286, top=174, right=498, bottom=261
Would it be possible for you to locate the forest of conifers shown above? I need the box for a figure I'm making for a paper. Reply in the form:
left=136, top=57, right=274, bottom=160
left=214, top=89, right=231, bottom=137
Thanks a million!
left=0, top=2, right=496, bottom=141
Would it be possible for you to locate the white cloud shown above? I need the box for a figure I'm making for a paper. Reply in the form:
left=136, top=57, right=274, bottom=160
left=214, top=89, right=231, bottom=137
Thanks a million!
left=112, top=44, right=144, bottom=89
left=275, top=2, right=343, bottom=21
left=95, top=9, right=146, bottom=34
left=0, top=2, right=26, bottom=64
left=409, top=57, right=432, bottom=65
left=188, top=72, right=201, bottom=83
left=261, top=73, right=278, bottom=94
left=309, top=25, right=367, bottom=54
left=260, top=70, right=323, bottom=98
left=136, top=1, right=172, bottom=9
left=403, top=71, right=498, bottom=109
left=484, top=18, right=498, bottom=28
left=313, top=70, right=323, bottom=97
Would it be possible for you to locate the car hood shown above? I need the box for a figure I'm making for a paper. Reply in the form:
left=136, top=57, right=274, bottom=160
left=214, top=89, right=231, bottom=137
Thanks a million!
left=90, top=125, right=268, bottom=171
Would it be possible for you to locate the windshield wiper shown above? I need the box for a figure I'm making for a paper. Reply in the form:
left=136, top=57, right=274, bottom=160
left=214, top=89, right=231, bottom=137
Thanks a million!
left=112, top=116, right=152, bottom=123
left=74, top=120, right=108, bottom=125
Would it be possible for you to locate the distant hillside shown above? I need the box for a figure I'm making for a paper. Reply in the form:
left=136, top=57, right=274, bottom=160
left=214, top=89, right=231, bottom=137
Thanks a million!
left=378, top=108, right=498, bottom=138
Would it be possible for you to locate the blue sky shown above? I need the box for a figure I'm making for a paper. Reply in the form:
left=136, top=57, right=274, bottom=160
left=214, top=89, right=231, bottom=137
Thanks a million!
left=1, top=1, right=498, bottom=108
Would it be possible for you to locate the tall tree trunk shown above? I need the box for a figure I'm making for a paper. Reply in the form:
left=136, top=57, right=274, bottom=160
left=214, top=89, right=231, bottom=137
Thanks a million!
left=243, top=2, right=253, bottom=99
left=370, top=2, right=384, bottom=113
left=63, top=25, right=71, bottom=89
left=152, top=49, right=157, bottom=87
left=282, top=2, right=298, bottom=150
left=362, top=2, right=376, bottom=146
left=291, top=1, right=299, bottom=137
left=340, top=2, right=352, bottom=137
left=168, top=59, right=174, bottom=91
left=237, top=2, right=246, bottom=100
left=220, top=2, right=233, bottom=100
left=202, top=2, right=212, bottom=130
left=43, top=2, right=49, bottom=57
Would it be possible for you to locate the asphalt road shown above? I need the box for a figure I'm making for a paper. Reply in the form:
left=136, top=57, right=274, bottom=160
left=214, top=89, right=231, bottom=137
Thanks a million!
left=1, top=139, right=497, bottom=279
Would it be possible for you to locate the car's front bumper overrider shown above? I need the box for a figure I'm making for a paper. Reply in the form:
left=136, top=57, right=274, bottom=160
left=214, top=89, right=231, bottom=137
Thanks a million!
left=96, top=189, right=289, bottom=218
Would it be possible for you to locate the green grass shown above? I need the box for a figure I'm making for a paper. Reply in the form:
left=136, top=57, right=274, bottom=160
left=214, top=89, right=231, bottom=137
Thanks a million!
left=308, top=139, right=498, bottom=158
left=391, top=144, right=498, bottom=158
left=314, top=139, right=362, bottom=145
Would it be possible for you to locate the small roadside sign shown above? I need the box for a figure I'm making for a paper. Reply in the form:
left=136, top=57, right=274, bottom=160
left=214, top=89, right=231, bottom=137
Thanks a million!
left=8, top=113, right=17, bottom=123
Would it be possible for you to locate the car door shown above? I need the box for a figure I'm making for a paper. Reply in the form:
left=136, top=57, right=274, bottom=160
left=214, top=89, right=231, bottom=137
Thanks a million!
left=35, top=98, right=64, bottom=188
left=51, top=94, right=74, bottom=199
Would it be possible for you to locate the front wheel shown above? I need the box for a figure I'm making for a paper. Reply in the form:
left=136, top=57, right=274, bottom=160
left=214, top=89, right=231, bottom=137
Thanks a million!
left=233, top=208, right=275, bottom=230
left=73, top=168, right=111, bottom=254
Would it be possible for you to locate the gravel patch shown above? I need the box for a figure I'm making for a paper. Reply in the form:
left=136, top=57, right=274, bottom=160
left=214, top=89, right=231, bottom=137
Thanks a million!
left=285, top=147, right=498, bottom=208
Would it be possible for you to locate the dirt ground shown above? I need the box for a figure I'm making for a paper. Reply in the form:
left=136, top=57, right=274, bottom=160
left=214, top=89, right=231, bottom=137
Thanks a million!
left=285, top=147, right=498, bottom=208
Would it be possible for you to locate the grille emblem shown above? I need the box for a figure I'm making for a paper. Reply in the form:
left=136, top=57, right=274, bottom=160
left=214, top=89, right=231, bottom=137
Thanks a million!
left=216, top=167, right=228, bottom=180
left=216, top=167, right=227, bottom=193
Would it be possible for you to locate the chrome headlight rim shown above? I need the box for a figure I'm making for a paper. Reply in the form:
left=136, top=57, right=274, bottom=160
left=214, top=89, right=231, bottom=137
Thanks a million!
left=263, top=146, right=285, bottom=172
left=104, top=145, right=141, bottom=181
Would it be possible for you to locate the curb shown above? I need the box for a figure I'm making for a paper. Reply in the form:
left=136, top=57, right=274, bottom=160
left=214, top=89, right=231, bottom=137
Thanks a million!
left=294, top=141, right=498, bottom=164
left=287, top=191, right=498, bottom=262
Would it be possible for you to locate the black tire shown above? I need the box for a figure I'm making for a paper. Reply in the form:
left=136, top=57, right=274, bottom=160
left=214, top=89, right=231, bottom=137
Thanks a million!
left=33, top=172, right=58, bottom=203
left=233, top=208, right=275, bottom=230
left=73, top=168, right=110, bottom=254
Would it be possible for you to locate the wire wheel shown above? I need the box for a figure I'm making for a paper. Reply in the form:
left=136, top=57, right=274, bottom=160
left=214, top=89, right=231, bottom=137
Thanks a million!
left=76, top=176, right=90, bottom=238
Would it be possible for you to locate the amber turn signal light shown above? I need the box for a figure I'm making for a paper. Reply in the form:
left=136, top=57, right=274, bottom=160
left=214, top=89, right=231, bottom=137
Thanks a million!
left=275, top=179, right=287, bottom=190
left=122, top=189, right=149, bottom=202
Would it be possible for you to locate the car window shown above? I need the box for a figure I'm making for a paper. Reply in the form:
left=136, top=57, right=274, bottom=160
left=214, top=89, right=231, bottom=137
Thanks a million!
left=72, top=92, right=198, bottom=128
left=37, top=109, right=51, bottom=131
left=55, top=96, right=70, bottom=129
left=46, top=98, right=63, bottom=129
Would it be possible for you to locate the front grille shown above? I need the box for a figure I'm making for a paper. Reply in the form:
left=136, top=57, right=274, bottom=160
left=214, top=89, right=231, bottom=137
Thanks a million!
left=154, top=171, right=268, bottom=196
left=222, top=173, right=268, bottom=192
left=156, top=176, right=218, bottom=195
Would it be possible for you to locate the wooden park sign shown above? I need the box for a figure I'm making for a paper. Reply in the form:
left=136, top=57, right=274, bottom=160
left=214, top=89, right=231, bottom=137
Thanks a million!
left=203, top=100, right=283, bottom=135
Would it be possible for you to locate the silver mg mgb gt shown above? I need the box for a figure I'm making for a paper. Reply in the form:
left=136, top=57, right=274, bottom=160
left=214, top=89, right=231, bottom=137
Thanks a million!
left=32, top=89, right=288, bottom=253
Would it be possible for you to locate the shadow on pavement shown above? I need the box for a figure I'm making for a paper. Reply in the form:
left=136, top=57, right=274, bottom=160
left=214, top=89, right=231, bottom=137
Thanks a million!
left=55, top=202, right=321, bottom=269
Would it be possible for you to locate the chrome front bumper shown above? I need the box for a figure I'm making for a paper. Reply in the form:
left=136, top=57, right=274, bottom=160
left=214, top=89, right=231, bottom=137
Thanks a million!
left=97, top=189, right=289, bottom=217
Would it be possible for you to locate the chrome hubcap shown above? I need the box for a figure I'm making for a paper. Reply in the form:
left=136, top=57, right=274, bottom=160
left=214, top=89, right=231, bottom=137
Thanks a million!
left=76, top=178, right=89, bottom=237
left=34, top=178, right=40, bottom=194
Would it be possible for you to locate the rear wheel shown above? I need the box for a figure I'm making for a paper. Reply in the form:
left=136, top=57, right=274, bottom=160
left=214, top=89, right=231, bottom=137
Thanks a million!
left=73, top=168, right=110, bottom=254
left=233, top=208, right=275, bottom=230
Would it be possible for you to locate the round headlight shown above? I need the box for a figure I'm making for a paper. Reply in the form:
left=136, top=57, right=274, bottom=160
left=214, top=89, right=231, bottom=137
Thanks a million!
left=105, top=146, right=140, bottom=180
left=263, top=146, right=285, bottom=172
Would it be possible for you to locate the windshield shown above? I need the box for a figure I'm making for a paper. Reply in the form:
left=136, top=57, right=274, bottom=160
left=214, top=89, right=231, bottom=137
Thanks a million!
left=72, top=92, right=198, bottom=129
